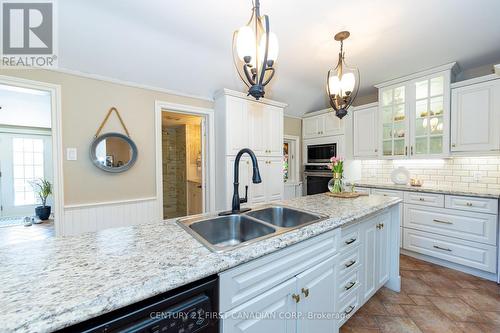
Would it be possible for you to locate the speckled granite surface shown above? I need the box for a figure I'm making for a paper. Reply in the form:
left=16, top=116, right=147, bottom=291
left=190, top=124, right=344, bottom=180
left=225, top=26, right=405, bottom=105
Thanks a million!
left=0, top=194, right=400, bottom=333
left=350, top=181, right=500, bottom=199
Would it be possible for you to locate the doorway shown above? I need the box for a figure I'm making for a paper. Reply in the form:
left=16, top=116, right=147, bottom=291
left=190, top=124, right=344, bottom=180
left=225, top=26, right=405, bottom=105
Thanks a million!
left=0, top=82, right=56, bottom=242
left=161, top=111, right=205, bottom=219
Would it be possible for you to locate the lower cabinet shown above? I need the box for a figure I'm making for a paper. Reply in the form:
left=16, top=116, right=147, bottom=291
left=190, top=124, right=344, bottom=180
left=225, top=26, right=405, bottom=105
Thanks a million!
left=222, top=257, right=336, bottom=333
left=361, top=213, right=391, bottom=302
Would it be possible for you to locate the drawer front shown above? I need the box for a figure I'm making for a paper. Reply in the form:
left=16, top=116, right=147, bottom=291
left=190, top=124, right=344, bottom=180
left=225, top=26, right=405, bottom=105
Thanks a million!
left=219, top=229, right=339, bottom=312
left=404, top=204, right=497, bottom=245
left=371, top=189, right=404, bottom=199
left=337, top=269, right=361, bottom=302
left=404, top=191, right=444, bottom=207
left=337, top=290, right=360, bottom=328
left=445, top=195, right=498, bottom=214
left=338, top=246, right=361, bottom=278
left=403, top=228, right=497, bottom=273
left=354, top=187, right=371, bottom=194
left=340, top=226, right=361, bottom=252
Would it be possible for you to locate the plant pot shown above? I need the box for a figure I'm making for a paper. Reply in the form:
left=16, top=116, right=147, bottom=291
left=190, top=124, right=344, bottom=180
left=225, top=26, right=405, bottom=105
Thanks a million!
left=35, top=206, right=51, bottom=220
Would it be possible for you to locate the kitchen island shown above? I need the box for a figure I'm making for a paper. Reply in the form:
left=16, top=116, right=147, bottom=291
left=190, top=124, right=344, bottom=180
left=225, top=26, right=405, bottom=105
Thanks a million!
left=0, top=193, right=401, bottom=332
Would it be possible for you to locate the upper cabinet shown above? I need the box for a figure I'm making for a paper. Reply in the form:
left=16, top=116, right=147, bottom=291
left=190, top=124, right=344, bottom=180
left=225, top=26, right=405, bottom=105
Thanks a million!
left=376, top=63, right=455, bottom=159
left=353, top=103, right=378, bottom=158
left=451, top=78, right=500, bottom=153
left=303, top=111, right=344, bottom=139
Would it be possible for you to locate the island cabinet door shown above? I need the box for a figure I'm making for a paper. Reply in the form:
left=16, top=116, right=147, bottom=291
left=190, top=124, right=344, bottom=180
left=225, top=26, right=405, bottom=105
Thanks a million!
left=296, top=257, right=337, bottom=333
left=376, top=213, right=391, bottom=287
left=222, top=277, right=297, bottom=333
left=362, top=218, right=378, bottom=302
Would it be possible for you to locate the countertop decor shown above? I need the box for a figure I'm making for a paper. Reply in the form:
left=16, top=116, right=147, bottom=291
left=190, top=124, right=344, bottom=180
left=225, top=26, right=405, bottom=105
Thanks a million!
left=0, top=194, right=400, bottom=333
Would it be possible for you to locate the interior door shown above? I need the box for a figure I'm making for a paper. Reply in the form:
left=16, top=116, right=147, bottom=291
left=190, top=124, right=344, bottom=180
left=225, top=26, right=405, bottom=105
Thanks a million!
left=0, top=133, right=53, bottom=217
left=296, top=257, right=336, bottom=333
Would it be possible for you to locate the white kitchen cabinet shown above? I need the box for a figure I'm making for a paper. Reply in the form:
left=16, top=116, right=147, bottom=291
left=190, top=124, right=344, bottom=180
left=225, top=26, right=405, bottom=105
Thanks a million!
left=303, top=111, right=344, bottom=139
left=215, top=89, right=287, bottom=210
left=223, top=277, right=297, bottom=333
left=361, top=213, right=391, bottom=302
left=450, top=79, right=500, bottom=152
left=296, top=257, right=336, bottom=333
left=376, top=63, right=455, bottom=159
left=353, top=103, right=378, bottom=158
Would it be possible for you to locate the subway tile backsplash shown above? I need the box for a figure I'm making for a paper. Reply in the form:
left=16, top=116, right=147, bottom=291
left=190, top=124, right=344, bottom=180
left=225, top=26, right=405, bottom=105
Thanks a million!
left=360, top=156, right=500, bottom=191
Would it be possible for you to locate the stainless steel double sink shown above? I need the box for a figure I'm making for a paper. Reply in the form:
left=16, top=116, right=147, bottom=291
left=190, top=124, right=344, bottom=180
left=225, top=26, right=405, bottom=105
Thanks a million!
left=177, top=206, right=328, bottom=252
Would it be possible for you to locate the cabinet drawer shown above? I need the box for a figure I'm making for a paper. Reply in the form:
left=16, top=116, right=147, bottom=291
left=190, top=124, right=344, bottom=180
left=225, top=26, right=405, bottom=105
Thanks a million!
left=354, top=187, right=371, bottom=194
left=337, top=269, right=361, bottom=302
left=340, top=225, right=360, bottom=252
left=404, top=191, right=444, bottom=207
left=338, top=246, right=361, bottom=278
left=404, top=204, right=497, bottom=245
left=219, top=229, right=339, bottom=312
left=445, top=195, right=498, bottom=214
left=337, top=290, right=360, bottom=328
left=403, top=228, right=497, bottom=273
left=371, top=189, right=404, bottom=199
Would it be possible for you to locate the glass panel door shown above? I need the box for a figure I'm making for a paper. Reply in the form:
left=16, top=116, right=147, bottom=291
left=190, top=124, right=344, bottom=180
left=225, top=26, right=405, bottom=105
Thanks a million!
left=413, top=75, right=445, bottom=156
left=380, top=85, right=407, bottom=157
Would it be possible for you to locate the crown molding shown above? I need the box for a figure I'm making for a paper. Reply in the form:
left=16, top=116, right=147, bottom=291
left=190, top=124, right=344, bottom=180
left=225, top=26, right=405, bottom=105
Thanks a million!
left=375, top=62, right=459, bottom=89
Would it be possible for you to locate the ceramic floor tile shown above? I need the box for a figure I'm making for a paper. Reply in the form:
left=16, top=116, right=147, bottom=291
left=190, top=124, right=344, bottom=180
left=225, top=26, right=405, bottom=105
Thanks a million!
left=456, top=289, right=500, bottom=312
left=401, top=277, right=435, bottom=295
left=407, top=294, right=432, bottom=306
left=382, top=303, right=407, bottom=317
left=401, top=305, right=463, bottom=333
left=344, top=313, right=380, bottom=329
left=375, top=288, right=415, bottom=305
left=453, top=321, right=486, bottom=333
left=358, top=296, right=389, bottom=316
left=481, top=311, right=500, bottom=326
left=415, top=271, right=462, bottom=289
left=426, top=296, right=487, bottom=323
left=340, top=326, right=381, bottom=333
left=374, top=316, right=422, bottom=333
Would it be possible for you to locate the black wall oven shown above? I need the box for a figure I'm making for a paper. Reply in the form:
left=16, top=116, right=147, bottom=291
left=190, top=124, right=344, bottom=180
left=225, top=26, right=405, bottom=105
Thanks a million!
left=304, top=165, right=332, bottom=195
left=306, top=143, right=337, bottom=164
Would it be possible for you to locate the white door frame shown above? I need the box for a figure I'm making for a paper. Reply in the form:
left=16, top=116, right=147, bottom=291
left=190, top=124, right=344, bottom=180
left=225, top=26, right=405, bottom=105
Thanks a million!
left=284, top=134, right=300, bottom=184
left=0, top=75, right=64, bottom=236
left=155, top=101, right=215, bottom=220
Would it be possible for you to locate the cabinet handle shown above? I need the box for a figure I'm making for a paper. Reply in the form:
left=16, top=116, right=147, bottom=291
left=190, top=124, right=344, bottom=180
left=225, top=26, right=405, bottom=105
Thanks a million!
left=345, top=238, right=357, bottom=245
left=292, top=294, right=301, bottom=303
left=433, top=219, right=453, bottom=225
left=345, top=281, right=357, bottom=291
left=411, top=146, right=414, bottom=155
left=419, top=198, right=425, bottom=201
left=344, top=305, right=356, bottom=315
left=433, top=245, right=452, bottom=252
left=374, top=149, right=378, bottom=153
left=452, top=143, right=456, bottom=147
left=344, top=260, right=356, bottom=268
left=466, top=202, right=473, bottom=207
left=301, top=288, right=310, bottom=298
left=376, top=223, right=384, bottom=229
left=405, top=146, right=408, bottom=156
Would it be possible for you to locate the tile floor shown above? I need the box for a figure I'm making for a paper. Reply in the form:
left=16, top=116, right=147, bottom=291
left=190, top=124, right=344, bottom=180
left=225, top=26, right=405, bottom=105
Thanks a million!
left=0, top=220, right=55, bottom=247
left=341, top=254, right=500, bottom=333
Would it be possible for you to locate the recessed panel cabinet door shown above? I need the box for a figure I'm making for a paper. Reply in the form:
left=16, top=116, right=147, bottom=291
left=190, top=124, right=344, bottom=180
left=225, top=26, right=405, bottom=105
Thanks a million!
left=323, top=112, right=344, bottom=136
left=249, top=157, right=267, bottom=204
left=248, top=102, right=266, bottom=156
left=303, top=117, right=320, bottom=138
left=226, top=97, right=249, bottom=155
left=451, top=80, right=500, bottom=152
left=296, top=257, right=336, bottom=333
left=226, top=157, right=251, bottom=209
left=266, top=158, right=285, bottom=201
left=222, top=277, right=297, bottom=333
left=353, top=106, right=378, bottom=158
left=362, top=219, right=378, bottom=302
left=265, top=105, right=284, bottom=156
left=376, top=214, right=391, bottom=286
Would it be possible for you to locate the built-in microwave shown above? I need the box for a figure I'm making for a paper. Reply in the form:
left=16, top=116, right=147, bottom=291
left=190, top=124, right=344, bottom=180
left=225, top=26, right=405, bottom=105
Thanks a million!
left=306, top=143, right=337, bottom=164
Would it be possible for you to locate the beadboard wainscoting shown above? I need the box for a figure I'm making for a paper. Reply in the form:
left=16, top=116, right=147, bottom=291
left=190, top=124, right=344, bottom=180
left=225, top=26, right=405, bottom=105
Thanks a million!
left=62, top=198, right=160, bottom=236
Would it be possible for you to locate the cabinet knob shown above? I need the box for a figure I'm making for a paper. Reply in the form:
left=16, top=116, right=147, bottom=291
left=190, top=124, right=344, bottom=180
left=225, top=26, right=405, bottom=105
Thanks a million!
left=375, top=149, right=378, bottom=153
left=466, top=202, right=473, bottom=207
left=301, top=287, right=310, bottom=298
left=419, top=198, right=425, bottom=201
left=452, top=143, right=456, bottom=147
left=292, top=294, right=301, bottom=303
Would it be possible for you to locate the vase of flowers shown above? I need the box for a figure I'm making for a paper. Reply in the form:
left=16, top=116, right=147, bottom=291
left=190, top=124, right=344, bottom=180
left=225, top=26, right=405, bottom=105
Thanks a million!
left=328, top=156, right=344, bottom=193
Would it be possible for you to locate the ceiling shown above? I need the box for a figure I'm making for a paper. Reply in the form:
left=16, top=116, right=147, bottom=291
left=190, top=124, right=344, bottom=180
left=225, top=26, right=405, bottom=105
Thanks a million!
left=59, top=0, right=500, bottom=116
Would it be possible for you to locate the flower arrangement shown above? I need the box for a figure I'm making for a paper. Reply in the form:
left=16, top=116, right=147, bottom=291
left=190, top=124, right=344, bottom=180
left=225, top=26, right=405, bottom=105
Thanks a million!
left=328, top=156, right=344, bottom=193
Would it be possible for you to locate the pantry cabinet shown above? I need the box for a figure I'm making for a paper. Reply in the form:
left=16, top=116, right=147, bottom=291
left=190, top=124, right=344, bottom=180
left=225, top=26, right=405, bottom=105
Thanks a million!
left=215, top=89, right=287, bottom=210
left=376, top=63, right=455, bottom=159
left=303, top=111, right=344, bottom=139
left=352, top=103, right=378, bottom=158
left=450, top=78, right=500, bottom=153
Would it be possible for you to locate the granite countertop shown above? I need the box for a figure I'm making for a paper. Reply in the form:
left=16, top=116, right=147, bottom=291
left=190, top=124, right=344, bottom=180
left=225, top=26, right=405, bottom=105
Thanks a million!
left=0, top=194, right=401, bottom=333
left=350, top=181, right=500, bottom=199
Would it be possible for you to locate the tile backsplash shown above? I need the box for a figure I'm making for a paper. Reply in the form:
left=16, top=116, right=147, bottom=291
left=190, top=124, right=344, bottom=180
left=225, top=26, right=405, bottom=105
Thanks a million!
left=360, top=157, right=500, bottom=191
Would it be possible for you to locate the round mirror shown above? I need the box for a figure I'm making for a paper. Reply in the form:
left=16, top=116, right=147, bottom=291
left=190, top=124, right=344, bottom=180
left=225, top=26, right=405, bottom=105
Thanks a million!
left=90, top=132, right=138, bottom=173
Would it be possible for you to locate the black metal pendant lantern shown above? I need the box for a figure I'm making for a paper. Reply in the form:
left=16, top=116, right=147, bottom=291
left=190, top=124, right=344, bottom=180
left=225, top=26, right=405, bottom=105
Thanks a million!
left=327, top=31, right=360, bottom=119
left=232, top=0, right=278, bottom=100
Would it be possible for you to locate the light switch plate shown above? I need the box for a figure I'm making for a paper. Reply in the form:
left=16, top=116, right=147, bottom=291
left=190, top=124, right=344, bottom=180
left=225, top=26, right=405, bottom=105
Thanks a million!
left=66, top=148, right=77, bottom=161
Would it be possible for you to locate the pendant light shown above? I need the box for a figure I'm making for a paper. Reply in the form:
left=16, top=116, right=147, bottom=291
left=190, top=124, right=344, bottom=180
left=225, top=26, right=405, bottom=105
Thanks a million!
left=232, top=0, right=278, bottom=100
left=326, top=31, right=360, bottom=119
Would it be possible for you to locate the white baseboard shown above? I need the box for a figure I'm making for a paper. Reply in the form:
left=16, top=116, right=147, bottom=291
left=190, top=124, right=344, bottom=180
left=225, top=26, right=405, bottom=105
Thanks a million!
left=401, top=249, right=498, bottom=282
left=62, top=197, right=159, bottom=236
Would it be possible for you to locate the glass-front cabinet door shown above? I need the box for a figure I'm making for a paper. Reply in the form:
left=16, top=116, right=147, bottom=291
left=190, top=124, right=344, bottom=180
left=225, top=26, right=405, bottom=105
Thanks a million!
left=379, top=84, right=408, bottom=158
left=410, top=72, right=450, bottom=157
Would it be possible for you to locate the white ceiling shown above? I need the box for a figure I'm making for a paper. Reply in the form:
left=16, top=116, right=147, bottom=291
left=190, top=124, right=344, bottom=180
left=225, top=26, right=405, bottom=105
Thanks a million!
left=59, top=0, right=500, bottom=116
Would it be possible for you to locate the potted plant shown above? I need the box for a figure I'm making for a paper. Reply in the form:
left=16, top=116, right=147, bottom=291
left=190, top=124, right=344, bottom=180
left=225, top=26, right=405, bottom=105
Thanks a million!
left=30, top=178, right=52, bottom=220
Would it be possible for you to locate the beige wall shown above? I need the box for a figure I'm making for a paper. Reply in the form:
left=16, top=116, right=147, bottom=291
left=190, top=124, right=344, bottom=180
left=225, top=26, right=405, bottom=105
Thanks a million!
left=0, top=69, right=212, bottom=205
left=284, top=116, right=301, bottom=137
